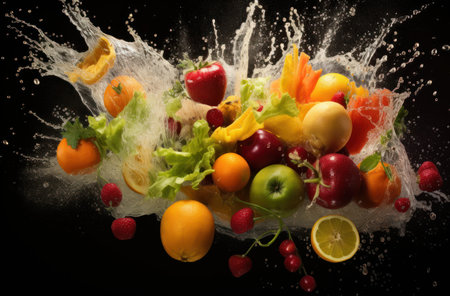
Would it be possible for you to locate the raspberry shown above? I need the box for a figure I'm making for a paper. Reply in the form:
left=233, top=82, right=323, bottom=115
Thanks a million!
left=206, top=108, right=224, bottom=130
left=100, top=183, right=122, bottom=207
left=394, top=197, right=411, bottom=213
left=331, top=91, right=347, bottom=108
left=418, top=168, right=443, bottom=192
left=228, top=255, right=252, bottom=278
left=230, top=208, right=254, bottom=234
left=111, top=217, right=136, bottom=240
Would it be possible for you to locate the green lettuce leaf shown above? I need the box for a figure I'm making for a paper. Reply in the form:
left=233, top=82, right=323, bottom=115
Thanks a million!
left=254, top=93, right=299, bottom=123
left=148, top=119, right=215, bottom=200
left=88, top=114, right=125, bottom=157
left=240, top=77, right=270, bottom=112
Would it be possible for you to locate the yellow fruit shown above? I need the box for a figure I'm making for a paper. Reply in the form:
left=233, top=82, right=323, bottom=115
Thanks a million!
left=160, top=200, right=215, bottom=262
left=218, top=95, right=242, bottom=126
left=68, top=36, right=116, bottom=85
left=263, top=115, right=303, bottom=146
left=122, top=146, right=152, bottom=195
left=301, top=101, right=352, bottom=156
left=311, top=215, right=360, bottom=263
left=310, top=73, right=350, bottom=102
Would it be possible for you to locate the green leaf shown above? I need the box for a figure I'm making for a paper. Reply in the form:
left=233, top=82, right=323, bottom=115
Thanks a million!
left=62, top=118, right=96, bottom=149
left=359, top=152, right=381, bottom=173
left=148, top=119, right=215, bottom=200
left=112, top=82, right=122, bottom=95
left=394, top=106, right=408, bottom=137
left=380, top=160, right=393, bottom=181
left=88, top=114, right=125, bottom=157
left=162, top=81, right=186, bottom=118
left=380, top=129, right=392, bottom=146
left=254, top=93, right=299, bottom=123
left=240, top=77, right=270, bottom=112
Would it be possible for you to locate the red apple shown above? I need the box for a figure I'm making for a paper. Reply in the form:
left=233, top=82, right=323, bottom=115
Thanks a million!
left=306, top=153, right=361, bottom=209
left=285, top=146, right=316, bottom=175
left=237, top=129, right=284, bottom=171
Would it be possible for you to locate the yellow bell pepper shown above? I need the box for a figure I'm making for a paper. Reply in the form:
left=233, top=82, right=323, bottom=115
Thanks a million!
left=211, top=107, right=263, bottom=145
left=67, top=36, right=116, bottom=85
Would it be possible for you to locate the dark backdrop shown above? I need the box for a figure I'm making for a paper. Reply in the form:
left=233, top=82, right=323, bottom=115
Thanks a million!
left=1, top=0, right=449, bottom=295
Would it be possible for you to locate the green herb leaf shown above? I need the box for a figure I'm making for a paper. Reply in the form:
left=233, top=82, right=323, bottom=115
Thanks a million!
left=162, top=81, right=186, bottom=118
left=380, top=129, right=393, bottom=146
left=240, top=77, right=270, bottom=112
left=380, top=160, right=393, bottom=181
left=394, top=106, right=408, bottom=138
left=359, top=152, right=381, bottom=172
left=254, top=93, right=299, bottom=123
left=62, top=118, right=96, bottom=149
left=112, top=82, right=122, bottom=95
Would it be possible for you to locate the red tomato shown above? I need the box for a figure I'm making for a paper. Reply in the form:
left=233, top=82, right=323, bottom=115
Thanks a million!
left=185, top=62, right=227, bottom=106
left=346, top=89, right=391, bottom=155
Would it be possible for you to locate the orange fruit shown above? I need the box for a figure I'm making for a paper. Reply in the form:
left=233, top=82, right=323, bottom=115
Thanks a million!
left=67, top=37, right=116, bottom=85
left=354, top=161, right=401, bottom=208
left=160, top=200, right=215, bottom=262
left=56, top=138, right=101, bottom=174
left=212, top=153, right=251, bottom=192
left=310, top=73, right=350, bottom=102
left=103, top=75, right=145, bottom=117
left=311, top=215, right=360, bottom=263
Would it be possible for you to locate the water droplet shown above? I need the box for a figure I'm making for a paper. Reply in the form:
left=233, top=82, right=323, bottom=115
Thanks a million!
left=427, top=80, right=433, bottom=85
left=43, top=182, right=49, bottom=188
left=433, top=91, right=437, bottom=96
left=442, top=45, right=450, bottom=51
left=2, top=140, right=9, bottom=145
left=429, top=212, right=436, bottom=220
left=33, top=78, right=40, bottom=85
left=431, top=48, right=438, bottom=55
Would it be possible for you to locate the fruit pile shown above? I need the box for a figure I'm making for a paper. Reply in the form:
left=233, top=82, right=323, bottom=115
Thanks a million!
left=55, top=38, right=444, bottom=292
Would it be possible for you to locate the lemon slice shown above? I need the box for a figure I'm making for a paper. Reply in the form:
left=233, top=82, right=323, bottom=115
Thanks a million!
left=68, top=36, right=116, bottom=85
left=122, top=146, right=152, bottom=195
left=311, top=215, right=360, bottom=263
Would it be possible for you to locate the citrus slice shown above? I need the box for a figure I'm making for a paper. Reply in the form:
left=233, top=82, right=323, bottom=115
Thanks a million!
left=67, top=36, right=116, bottom=85
left=122, top=146, right=152, bottom=195
left=311, top=215, right=360, bottom=263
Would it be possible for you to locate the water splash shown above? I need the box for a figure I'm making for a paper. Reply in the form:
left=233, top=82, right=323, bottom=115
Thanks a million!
left=6, top=0, right=448, bottom=236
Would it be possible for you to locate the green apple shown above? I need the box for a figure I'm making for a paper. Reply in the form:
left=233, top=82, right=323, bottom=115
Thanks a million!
left=249, top=164, right=305, bottom=217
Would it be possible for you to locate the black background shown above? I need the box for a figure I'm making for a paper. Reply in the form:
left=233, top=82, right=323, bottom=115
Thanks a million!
left=1, top=0, right=449, bottom=295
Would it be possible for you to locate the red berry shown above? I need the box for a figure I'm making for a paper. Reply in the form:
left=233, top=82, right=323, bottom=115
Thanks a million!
left=299, top=275, right=317, bottom=292
left=228, top=255, right=252, bottom=278
left=418, top=168, right=443, bottom=192
left=101, top=183, right=122, bottom=207
left=230, top=208, right=254, bottom=234
left=417, top=161, right=438, bottom=175
left=111, top=217, right=136, bottom=240
left=285, top=146, right=316, bottom=175
left=394, top=197, right=411, bottom=213
left=256, top=104, right=264, bottom=112
left=284, top=254, right=302, bottom=272
left=331, top=91, right=347, bottom=108
left=206, top=108, right=224, bottom=130
left=279, top=239, right=297, bottom=257
left=167, top=117, right=182, bottom=135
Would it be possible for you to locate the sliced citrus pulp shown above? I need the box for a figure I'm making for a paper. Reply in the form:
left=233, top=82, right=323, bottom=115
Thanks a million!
left=311, top=215, right=360, bottom=263
left=122, top=146, right=152, bottom=195
left=68, top=36, right=116, bottom=85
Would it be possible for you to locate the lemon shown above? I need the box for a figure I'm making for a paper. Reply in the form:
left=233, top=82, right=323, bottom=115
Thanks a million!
left=68, top=36, right=116, bottom=85
left=310, top=73, right=350, bottom=102
left=311, top=215, right=360, bottom=263
left=122, top=146, right=152, bottom=195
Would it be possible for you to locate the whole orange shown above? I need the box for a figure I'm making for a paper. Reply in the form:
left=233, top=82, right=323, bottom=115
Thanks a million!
left=212, top=153, right=251, bottom=192
left=354, top=161, right=401, bottom=208
left=56, top=138, right=101, bottom=174
left=103, top=75, right=145, bottom=117
left=160, top=200, right=215, bottom=262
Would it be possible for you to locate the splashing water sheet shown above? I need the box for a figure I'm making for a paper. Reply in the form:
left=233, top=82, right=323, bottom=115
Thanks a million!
left=1, top=0, right=449, bottom=295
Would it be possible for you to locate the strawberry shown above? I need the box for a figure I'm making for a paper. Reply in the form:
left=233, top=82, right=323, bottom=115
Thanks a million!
left=111, top=217, right=136, bottom=240
left=331, top=91, right=347, bottom=108
left=101, top=183, right=122, bottom=207
left=228, top=255, right=252, bottom=278
left=180, top=58, right=227, bottom=106
left=417, top=161, right=438, bottom=175
left=230, top=208, right=254, bottom=234
left=206, top=108, right=224, bottom=130
left=418, top=168, right=443, bottom=192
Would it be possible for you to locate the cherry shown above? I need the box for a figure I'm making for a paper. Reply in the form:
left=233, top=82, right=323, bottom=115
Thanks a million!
left=395, top=197, right=411, bottom=212
left=279, top=239, right=297, bottom=257
left=284, top=254, right=301, bottom=272
left=167, top=117, right=181, bottom=135
left=206, top=108, right=224, bottom=130
left=299, top=275, right=317, bottom=292
left=228, top=255, right=252, bottom=278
